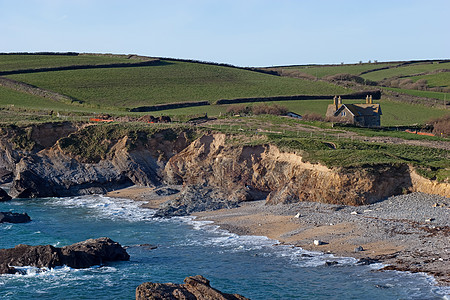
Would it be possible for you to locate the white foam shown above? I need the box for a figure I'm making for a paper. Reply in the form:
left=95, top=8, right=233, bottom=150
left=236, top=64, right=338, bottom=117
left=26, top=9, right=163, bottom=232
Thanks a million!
left=45, top=195, right=156, bottom=222
left=182, top=216, right=357, bottom=267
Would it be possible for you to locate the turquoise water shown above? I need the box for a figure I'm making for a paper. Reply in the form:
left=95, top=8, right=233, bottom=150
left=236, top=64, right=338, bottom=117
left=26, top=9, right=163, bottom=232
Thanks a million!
left=0, top=196, right=448, bottom=299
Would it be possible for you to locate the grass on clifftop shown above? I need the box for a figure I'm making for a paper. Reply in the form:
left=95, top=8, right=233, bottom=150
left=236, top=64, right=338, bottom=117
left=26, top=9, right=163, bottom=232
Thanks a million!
left=57, top=123, right=195, bottom=163
left=267, top=135, right=449, bottom=182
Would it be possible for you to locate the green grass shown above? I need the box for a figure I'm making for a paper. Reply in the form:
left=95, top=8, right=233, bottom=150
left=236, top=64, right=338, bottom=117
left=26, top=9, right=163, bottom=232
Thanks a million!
left=409, top=72, right=450, bottom=88
left=266, top=135, right=449, bottom=181
left=6, top=61, right=350, bottom=109
left=57, top=123, right=195, bottom=163
left=280, top=63, right=398, bottom=78
left=0, top=54, right=135, bottom=72
left=0, top=85, right=78, bottom=110
left=148, top=97, right=449, bottom=127
left=383, top=87, right=450, bottom=101
left=361, top=62, right=450, bottom=81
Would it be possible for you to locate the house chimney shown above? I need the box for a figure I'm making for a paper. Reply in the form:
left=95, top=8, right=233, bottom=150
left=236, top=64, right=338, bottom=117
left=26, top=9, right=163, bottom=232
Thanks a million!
left=333, top=96, right=338, bottom=110
left=366, top=95, right=369, bottom=104
left=369, top=95, right=373, bottom=104
left=338, top=96, right=342, bottom=106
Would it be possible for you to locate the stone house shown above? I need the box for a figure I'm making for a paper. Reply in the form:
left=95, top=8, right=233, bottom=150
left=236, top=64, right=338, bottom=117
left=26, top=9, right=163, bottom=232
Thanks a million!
left=326, top=95, right=382, bottom=127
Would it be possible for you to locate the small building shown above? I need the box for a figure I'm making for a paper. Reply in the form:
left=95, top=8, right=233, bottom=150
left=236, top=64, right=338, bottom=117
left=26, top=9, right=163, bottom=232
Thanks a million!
left=326, top=95, right=382, bottom=127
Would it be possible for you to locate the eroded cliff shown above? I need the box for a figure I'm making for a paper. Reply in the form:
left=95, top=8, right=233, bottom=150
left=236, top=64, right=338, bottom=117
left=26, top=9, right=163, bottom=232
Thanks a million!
left=1, top=124, right=448, bottom=203
left=165, top=134, right=449, bottom=205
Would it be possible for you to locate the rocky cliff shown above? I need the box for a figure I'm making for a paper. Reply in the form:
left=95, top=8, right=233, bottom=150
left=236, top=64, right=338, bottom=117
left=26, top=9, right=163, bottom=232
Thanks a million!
left=164, top=134, right=449, bottom=205
left=2, top=124, right=191, bottom=198
left=1, top=124, right=448, bottom=203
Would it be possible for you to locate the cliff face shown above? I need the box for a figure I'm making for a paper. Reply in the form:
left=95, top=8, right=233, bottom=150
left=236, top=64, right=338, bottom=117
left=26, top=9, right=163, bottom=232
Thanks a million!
left=1, top=125, right=448, bottom=202
left=6, top=125, right=191, bottom=198
left=165, top=134, right=449, bottom=205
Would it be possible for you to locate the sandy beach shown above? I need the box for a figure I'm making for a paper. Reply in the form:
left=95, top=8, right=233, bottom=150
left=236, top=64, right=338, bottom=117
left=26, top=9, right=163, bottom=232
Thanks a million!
left=108, top=186, right=450, bottom=285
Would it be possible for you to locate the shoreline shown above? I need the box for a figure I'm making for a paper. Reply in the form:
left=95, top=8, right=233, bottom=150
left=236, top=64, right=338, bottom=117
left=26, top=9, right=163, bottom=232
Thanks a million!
left=107, top=185, right=450, bottom=286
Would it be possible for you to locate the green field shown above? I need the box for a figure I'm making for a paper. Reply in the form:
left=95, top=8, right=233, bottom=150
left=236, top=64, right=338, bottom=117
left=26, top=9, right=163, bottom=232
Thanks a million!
left=0, top=54, right=135, bottom=72
left=361, top=61, right=450, bottom=81
left=0, top=85, right=78, bottom=110
left=409, top=72, right=450, bottom=88
left=383, top=87, right=450, bottom=101
left=279, top=62, right=397, bottom=78
left=6, top=60, right=350, bottom=108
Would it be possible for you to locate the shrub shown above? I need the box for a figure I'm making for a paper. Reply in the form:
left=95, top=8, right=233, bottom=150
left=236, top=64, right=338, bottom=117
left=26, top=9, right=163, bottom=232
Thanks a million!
left=252, top=103, right=288, bottom=115
left=429, top=114, right=450, bottom=137
left=226, top=104, right=251, bottom=115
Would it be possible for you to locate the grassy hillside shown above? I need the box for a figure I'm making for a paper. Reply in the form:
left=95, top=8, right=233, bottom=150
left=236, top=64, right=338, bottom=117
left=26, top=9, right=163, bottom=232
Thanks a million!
left=361, top=62, right=450, bottom=81
left=280, top=62, right=397, bottom=78
left=6, top=60, right=350, bottom=109
left=0, top=53, right=447, bottom=128
left=0, top=54, right=135, bottom=72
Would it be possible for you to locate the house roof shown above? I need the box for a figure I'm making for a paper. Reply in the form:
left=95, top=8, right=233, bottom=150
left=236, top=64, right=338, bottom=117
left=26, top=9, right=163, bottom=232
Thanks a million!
left=335, top=104, right=382, bottom=117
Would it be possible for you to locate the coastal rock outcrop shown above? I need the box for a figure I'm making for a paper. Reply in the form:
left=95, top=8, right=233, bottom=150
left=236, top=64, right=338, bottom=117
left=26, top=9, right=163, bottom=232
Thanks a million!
left=136, top=275, right=249, bottom=300
left=0, top=237, right=129, bottom=274
left=154, top=184, right=241, bottom=217
left=0, top=212, right=31, bottom=223
left=8, top=127, right=191, bottom=198
left=0, top=188, right=12, bottom=201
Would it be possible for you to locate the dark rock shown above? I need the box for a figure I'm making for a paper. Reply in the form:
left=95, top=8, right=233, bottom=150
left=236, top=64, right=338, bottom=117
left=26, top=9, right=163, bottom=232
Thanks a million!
left=154, top=185, right=240, bottom=217
left=324, top=261, right=339, bottom=266
left=357, top=257, right=381, bottom=265
left=0, top=188, right=12, bottom=201
left=0, top=168, right=13, bottom=184
left=354, top=246, right=364, bottom=252
left=0, top=237, right=129, bottom=273
left=136, top=275, right=249, bottom=300
left=0, top=212, right=31, bottom=223
left=0, top=263, right=17, bottom=274
left=155, top=187, right=180, bottom=196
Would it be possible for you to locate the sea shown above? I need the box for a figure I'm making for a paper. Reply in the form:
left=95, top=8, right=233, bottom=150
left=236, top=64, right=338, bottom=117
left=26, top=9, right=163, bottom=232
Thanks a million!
left=1, top=195, right=449, bottom=300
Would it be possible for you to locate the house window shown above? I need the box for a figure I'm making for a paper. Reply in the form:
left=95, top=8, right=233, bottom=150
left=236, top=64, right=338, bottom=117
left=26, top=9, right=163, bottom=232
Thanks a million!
left=341, top=111, right=346, bottom=116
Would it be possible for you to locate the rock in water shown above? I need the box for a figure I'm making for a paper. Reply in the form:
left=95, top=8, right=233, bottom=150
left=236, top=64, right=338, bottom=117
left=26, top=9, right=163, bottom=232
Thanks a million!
left=136, top=275, right=249, bottom=300
left=0, top=188, right=12, bottom=202
left=0, top=212, right=31, bottom=223
left=0, top=237, right=129, bottom=274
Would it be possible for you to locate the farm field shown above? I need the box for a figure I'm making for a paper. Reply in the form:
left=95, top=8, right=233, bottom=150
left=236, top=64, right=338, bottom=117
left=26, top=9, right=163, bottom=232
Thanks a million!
left=0, top=54, right=136, bottom=72
left=277, top=62, right=397, bottom=78
left=361, top=61, right=450, bottom=81
left=408, top=72, right=450, bottom=89
left=383, top=87, right=450, bottom=101
left=6, top=60, right=350, bottom=109
left=0, top=53, right=447, bottom=129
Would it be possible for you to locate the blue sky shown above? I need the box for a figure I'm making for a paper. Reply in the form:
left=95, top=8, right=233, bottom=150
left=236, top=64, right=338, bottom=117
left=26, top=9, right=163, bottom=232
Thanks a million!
left=1, top=0, right=449, bottom=66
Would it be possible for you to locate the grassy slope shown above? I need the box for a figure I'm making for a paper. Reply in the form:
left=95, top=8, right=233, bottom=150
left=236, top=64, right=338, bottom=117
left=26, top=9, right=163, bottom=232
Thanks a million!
left=0, top=86, right=78, bottom=110
left=383, top=87, right=450, bottom=101
left=409, top=72, right=450, bottom=88
left=361, top=62, right=450, bottom=81
left=281, top=63, right=397, bottom=78
left=6, top=61, right=350, bottom=108
left=0, top=54, right=133, bottom=72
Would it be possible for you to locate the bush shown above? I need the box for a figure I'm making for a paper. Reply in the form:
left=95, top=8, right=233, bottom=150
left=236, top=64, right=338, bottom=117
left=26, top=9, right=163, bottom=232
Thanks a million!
left=226, top=104, right=251, bottom=115
left=429, top=114, right=450, bottom=137
left=252, top=103, right=288, bottom=115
